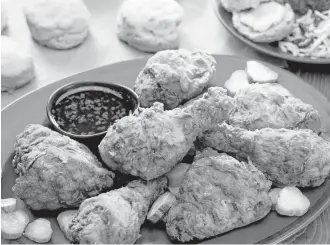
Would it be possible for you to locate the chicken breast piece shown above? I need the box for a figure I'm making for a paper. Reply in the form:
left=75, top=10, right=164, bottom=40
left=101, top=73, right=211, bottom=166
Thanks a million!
left=165, top=149, right=272, bottom=242
left=200, top=123, right=330, bottom=187
left=68, top=177, right=167, bottom=244
left=230, top=83, right=321, bottom=133
left=99, top=87, right=235, bottom=180
left=134, top=49, right=216, bottom=110
left=12, top=124, right=115, bottom=210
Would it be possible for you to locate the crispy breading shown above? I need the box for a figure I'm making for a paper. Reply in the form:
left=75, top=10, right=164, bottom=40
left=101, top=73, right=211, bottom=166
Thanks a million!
left=99, top=87, right=235, bottom=180
left=134, top=50, right=216, bottom=110
left=165, top=149, right=272, bottom=242
left=12, top=124, right=115, bottom=210
left=68, top=177, right=167, bottom=244
left=230, top=83, right=321, bottom=133
left=201, top=123, right=330, bottom=187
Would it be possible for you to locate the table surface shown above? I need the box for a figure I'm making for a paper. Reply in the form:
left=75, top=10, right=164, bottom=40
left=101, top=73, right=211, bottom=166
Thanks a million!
left=1, top=0, right=329, bottom=243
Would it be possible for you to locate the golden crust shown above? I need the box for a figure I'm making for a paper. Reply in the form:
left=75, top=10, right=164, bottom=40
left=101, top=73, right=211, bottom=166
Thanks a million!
left=230, top=83, right=321, bottom=133
left=68, top=178, right=167, bottom=244
left=99, top=87, right=235, bottom=180
left=201, top=123, right=330, bottom=187
left=165, top=149, right=272, bottom=242
left=134, top=50, right=216, bottom=110
left=12, top=124, right=115, bottom=210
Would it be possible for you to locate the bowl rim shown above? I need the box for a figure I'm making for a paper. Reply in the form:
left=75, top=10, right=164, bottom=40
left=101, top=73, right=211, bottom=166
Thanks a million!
left=46, top=80, right=140, bottom=139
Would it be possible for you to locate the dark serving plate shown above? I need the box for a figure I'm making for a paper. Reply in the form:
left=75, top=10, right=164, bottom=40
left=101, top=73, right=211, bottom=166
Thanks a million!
left=2, top=55, right=330, bottom=244
left=211, top=0, right=330, bottom=65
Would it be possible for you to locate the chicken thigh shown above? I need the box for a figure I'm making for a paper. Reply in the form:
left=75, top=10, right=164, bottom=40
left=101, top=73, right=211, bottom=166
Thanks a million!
left=12, top=124, right=115, bottom=210
left=165, top=149, right=272, bottom=242
left=230, top=83, right=321, bottom=133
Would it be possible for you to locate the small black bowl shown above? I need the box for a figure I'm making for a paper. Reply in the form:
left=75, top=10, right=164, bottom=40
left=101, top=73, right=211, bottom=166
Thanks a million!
left=46, top=81, right=140, bottom=141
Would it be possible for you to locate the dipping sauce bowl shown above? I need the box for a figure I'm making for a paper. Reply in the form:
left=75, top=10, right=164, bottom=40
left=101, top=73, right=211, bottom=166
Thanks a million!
left=47, top=81, right=140, bottom=140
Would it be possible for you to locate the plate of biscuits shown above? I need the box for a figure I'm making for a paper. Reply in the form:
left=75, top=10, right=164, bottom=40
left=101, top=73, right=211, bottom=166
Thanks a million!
left=212, top=0, right=330, bottom=64
left=1, top=50, right=330, bottom=244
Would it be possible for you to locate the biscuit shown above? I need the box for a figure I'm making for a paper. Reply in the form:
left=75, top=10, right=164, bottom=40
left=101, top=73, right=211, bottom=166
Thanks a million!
left=134, top=49, right=216, bottom=109
left=117, top=0, right=184, bottom=53
left=24, top=0, right=90, bottom=50
left=232, top=2, right=295, bottom=43
left=218, top=0, right=269, bottom=12
left=1, top=36, right=35, bottom=92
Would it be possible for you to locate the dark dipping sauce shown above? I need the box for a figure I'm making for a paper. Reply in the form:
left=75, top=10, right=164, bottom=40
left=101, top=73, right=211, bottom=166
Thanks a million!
left=51, top=90, right=130, bottom=135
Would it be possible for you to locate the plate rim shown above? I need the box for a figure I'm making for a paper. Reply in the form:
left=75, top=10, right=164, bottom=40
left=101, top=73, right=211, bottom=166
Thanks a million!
left=257, top=183, right=330, bottom=244
left=211, top=0, right=330, bottom=65
left=2, top=55, right=330, bottom=244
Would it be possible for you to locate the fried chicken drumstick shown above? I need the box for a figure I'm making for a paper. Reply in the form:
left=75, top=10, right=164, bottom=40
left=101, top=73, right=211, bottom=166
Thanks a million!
left=99, top=87, right=235, bottom=180
left=68, top=177, right=167, bottom=244
left=165, top=148, right=272, bottom=242
left=12, top=124, right=115, bottom=210
left=201, top=123, right=330, bottom=187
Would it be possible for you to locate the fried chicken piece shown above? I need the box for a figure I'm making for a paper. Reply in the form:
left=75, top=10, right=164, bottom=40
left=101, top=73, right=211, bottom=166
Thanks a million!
left=12, top=124, right=115, bottom=210
left=230, top=83, right=321, bottom=133
left=99, top=87, right=235, bottom=180
left=134, top=49, right=216, bottom=110
left=165, top=149, right=272, bottom=242
left=200, top=123, right=330, bottom=187
left=68, top=177, right=167, bottom=244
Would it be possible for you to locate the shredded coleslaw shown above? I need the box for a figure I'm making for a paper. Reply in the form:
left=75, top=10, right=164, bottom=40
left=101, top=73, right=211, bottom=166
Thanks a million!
left=278, top=9, right=330, bottom=58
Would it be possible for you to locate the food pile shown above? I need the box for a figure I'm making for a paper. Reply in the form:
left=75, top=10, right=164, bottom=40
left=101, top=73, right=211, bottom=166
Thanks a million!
left=2, top=49, right=330, bottom=244
left=219, top=0, right=330, bottom=58
left=279, top=9, right=330, bottom=58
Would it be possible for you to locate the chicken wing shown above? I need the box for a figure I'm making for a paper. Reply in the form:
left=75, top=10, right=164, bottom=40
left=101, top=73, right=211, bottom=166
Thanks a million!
left=230, top=83, right=321, bottom=133
left=134, top=49, right=216, bottom=110
left=68, top=177, right=167, bottom=244
left=200, top=123, right=330, bottom=187
left=165, top=149, right=272, bottom=242
left=12, top=124, right=115, bottom=210
left=99, top=87, right=235, bottom=180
